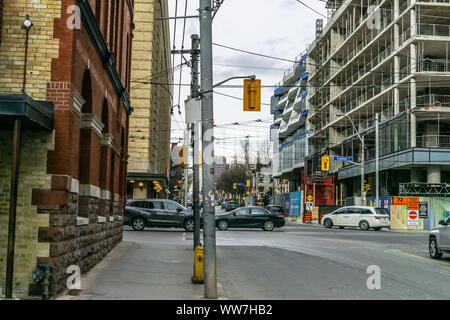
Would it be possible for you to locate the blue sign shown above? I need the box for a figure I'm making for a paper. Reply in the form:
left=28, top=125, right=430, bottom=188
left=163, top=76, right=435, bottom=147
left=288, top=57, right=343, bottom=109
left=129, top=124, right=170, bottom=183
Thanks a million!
left=289, top=191, right=302, bottom=217
left=334, top=156, right=354, bottom=161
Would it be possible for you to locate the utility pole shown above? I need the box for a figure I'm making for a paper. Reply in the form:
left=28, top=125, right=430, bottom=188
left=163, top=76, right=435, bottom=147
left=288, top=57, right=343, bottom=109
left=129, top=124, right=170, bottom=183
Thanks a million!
left=199, top=0, right=217, bottom=299
left=184, top=124, right=190, bottom=207
left=375, top=113, right=380, bottom=207
left=190, top=34, right=201, bottom=249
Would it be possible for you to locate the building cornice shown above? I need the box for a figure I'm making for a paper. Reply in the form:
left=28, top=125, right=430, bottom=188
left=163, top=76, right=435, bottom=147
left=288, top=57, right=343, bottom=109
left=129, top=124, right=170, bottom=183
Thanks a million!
left=77, top=0, right=133, bottom=116
left=80, top=113, right=104, bottom=138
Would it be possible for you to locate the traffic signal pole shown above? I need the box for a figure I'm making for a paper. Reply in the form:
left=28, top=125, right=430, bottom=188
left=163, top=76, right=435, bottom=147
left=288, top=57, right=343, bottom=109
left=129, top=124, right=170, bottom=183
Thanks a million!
left=199, top=0, right=217, bottom=299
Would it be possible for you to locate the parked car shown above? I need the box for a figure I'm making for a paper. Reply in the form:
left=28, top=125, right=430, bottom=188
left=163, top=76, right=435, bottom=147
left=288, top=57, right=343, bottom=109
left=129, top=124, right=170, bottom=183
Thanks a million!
left=429, top=217, right=450, bottom=259
left=266, top=205, right=285, bottom=216
left=216, top=206, right=285, bottom=231
left=322, top=206, right=390, bottom=231
left=225, top=201, right=238, bottom=211
left=124, top=199, right=202, bottom=232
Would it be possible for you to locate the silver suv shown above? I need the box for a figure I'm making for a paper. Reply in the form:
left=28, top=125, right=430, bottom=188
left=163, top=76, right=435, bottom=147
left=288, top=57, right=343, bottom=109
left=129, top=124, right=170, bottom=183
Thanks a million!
left=429, top=217, right=450, bottom=259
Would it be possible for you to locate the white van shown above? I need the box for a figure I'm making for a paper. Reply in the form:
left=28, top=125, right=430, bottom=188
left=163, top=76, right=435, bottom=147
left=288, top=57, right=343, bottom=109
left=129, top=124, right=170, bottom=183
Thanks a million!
left=322, top=206, right=390, bottom=231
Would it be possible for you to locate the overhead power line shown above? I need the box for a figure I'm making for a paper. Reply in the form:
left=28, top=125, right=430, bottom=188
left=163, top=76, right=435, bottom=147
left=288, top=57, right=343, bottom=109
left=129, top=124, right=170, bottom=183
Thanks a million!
left=213, top=43, right=296, bottom=63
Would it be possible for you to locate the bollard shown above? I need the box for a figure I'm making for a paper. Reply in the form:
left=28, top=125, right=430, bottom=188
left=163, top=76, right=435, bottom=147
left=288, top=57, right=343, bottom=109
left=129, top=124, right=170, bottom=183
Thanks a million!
left=191, top=245, right=204, bottom=284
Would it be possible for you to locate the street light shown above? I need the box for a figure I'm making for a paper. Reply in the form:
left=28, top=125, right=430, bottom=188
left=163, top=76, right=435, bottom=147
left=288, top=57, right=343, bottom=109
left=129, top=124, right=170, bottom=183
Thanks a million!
left=337, top=113, right=365, bottom=206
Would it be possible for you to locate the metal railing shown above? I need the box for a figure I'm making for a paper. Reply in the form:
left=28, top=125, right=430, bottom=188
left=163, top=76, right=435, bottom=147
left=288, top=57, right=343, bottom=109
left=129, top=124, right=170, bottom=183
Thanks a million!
left=417, top=135, right=450, bottom=148
left=418, top=59, right=450, bottom=73
left=418, top=23, right=450, bottom=37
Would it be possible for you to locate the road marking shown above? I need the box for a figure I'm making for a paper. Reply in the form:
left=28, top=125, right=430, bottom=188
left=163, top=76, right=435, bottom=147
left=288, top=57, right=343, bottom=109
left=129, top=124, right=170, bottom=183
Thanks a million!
left=389, top=249, right=450, bottom=267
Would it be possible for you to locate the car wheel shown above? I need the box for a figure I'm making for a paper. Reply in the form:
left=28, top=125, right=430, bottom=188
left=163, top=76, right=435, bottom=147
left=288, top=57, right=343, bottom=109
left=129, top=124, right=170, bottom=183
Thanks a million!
left=339, top=226, right=345, bottom=229
left=429, top=238, right=443, bottom=259
left=183, top=218, right=195, bottom=232
left=263, top=220, right=275, bottom=231
left=373, top=227, right=382, bottom=231
left=217, top=220, right=229, bottom=231
left=359, top=220, right=370, bottom=231
left=131, top=217, right=146, bottom=231
left=324, top=219, right=333, bottom=229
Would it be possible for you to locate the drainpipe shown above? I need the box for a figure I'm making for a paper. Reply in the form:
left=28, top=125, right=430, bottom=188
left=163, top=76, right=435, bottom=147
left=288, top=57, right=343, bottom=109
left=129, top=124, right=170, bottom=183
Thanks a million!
left=5, top=118, right=22, bottom=299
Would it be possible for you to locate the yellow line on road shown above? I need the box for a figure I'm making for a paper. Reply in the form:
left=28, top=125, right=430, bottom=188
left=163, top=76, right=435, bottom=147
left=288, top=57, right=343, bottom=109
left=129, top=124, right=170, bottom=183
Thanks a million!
left=390, top=250, right=450, bottom=267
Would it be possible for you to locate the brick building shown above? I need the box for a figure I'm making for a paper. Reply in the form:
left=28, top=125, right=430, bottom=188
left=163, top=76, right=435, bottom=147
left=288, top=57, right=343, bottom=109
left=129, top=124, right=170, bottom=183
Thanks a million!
left=0, top=0, right=134, bottom=298
left=126, top=0, right=172, bottom=200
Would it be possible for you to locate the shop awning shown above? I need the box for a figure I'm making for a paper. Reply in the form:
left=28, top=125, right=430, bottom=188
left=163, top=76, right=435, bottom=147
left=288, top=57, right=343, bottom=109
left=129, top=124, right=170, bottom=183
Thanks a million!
left=0, top=93, right=54, bottom=131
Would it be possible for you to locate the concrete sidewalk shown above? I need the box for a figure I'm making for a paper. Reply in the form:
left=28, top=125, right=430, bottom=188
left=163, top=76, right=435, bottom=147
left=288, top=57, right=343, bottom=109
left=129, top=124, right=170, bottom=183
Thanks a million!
left=58, top=239, right=210, bottom=300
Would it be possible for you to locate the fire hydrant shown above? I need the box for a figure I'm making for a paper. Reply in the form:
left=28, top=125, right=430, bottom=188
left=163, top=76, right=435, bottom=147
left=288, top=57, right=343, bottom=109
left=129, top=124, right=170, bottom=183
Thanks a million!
left=191, top=245, right=204, bottom=284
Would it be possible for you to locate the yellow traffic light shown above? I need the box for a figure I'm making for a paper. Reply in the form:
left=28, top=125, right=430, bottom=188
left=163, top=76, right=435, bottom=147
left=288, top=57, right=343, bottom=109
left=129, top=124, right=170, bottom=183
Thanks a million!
left=243, top=79, right=261, bottom=112
left=366, top=184, right=371, bottom=192
left=233, top=183, right=237, bottom=190
left=321, top=156, right=330, bottom=171
left=246, top=180, right=251, bottom=187
left=179, top=146, right=188, bottom=168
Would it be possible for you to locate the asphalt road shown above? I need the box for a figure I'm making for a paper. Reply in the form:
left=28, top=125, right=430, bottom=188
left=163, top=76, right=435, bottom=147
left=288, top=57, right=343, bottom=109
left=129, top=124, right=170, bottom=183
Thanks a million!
left=196, top=207, right=449, bottom=299
left=69, top=206, right=450, bottom=300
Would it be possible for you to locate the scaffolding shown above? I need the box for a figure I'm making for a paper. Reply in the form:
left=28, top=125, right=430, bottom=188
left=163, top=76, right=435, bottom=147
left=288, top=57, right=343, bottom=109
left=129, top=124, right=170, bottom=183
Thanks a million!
left=400, top=183, right=450, bottom=196
left=326, top=0, right=344, bottom=20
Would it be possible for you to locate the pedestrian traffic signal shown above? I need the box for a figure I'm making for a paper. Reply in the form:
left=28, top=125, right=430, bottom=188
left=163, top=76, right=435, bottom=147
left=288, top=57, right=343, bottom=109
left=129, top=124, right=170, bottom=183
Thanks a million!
left=366, top=184, right=371, bottom=192
left=243, top=78, right=261, bottom=112
left=233, top=183, right=237, bottom=189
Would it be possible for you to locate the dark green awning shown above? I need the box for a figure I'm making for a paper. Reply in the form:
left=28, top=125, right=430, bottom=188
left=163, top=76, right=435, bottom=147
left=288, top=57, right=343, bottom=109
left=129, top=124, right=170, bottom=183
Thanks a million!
left=0, top=93, right=54, bottom=131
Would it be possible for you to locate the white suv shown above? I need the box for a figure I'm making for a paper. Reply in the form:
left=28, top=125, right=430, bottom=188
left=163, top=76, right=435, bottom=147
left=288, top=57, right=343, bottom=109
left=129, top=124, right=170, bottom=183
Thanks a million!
left=322, top=206, right=390, bottom=231
left=429, top=217, right=450, bottom=259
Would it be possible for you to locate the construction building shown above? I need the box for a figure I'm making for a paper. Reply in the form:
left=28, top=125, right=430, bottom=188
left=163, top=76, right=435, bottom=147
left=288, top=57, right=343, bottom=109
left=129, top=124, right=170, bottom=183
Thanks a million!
left=306, top=0, right=450, bottom=206
left=127, top=0, right=172, bottom=200
left=271, top=50, right=310, bottom=198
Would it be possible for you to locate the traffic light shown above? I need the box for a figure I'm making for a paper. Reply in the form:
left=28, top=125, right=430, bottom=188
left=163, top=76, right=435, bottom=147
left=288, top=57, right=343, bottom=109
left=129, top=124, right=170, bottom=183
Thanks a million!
left=233, top=183, right=237, bottom=190
left=243, top=78, right=261, bottom=112
left=246, top=180, right=251, bottom=187
left=321, top=156, right=330, bottom=171
left=366, top=184, right=371, bottom=192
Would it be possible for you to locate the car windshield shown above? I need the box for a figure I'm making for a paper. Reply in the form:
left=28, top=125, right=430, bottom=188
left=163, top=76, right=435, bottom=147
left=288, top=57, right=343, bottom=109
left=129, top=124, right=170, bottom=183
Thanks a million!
left=375, top=208, right=388, bottom=215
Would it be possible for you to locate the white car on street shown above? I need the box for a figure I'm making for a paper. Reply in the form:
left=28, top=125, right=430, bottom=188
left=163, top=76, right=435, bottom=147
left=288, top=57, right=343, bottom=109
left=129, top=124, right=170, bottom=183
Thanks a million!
left=322, top=206, right=390, bottom=231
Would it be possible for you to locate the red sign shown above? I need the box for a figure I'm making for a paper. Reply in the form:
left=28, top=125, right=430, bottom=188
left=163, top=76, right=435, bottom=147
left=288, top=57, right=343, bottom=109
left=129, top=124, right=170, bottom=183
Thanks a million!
left=409, top=210, right=418, bottom=220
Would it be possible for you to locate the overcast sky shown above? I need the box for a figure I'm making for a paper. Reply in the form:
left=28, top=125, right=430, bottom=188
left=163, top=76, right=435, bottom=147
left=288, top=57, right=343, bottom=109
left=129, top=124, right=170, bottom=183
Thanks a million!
left=168, top=0, right=327, bottom=162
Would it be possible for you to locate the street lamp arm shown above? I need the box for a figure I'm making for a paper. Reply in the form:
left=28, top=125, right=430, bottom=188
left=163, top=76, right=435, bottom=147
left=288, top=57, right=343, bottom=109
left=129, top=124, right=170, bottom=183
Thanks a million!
left=199, top=75, right=256, bottom=95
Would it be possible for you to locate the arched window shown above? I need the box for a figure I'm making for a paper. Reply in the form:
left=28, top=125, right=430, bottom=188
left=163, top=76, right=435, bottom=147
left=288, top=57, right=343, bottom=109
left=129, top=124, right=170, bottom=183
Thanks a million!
left=119, top=128, right=125, bottom=200
left=101, top=99, right=109, bottom=133
left=99, top=99, right=109, bottom=193
left=78, top=69, right=92, bottom=183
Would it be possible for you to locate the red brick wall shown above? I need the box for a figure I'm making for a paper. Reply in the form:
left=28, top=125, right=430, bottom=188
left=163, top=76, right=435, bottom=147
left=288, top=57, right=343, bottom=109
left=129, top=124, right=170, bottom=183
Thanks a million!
left=46, top=0, right=132, bottom=199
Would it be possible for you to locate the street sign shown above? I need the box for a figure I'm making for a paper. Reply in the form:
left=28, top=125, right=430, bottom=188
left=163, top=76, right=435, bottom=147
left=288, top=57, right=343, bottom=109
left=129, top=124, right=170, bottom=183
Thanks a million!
left=408, top=209, right=419, bottom=226
left=307, top=195, right=313, bottom=202
left=334, top=156, right=354, bottom=161
left=419, top=202, right=428, bottom=219
left=306, top=202, right=313, bottom=211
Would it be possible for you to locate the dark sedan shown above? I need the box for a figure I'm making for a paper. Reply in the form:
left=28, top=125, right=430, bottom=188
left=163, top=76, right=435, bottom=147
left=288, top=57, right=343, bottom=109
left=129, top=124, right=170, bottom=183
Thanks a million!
left=124, top=199, right=202, bottom=232
left=215, top=206, right=285, bottom=232
left=266, top=205, right=285, bottom=216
